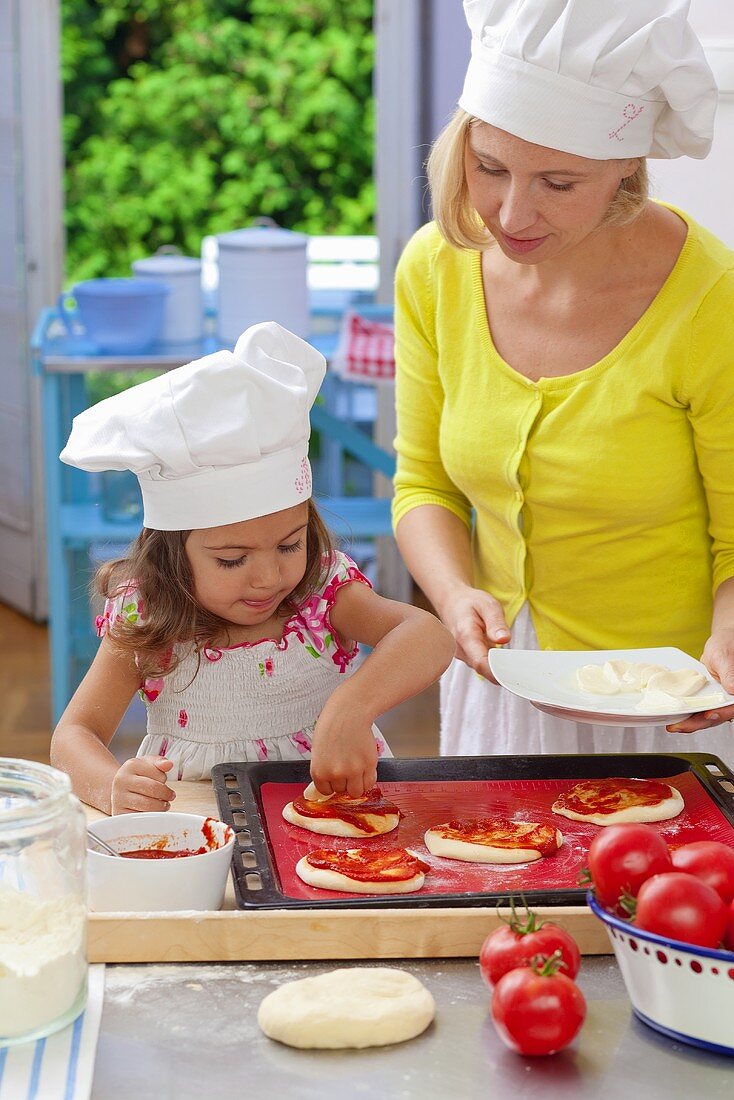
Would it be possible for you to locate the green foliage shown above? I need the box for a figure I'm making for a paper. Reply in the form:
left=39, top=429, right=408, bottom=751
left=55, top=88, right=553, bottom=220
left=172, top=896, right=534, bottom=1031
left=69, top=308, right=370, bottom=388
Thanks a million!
left=62, top=0, right=375, bottom=282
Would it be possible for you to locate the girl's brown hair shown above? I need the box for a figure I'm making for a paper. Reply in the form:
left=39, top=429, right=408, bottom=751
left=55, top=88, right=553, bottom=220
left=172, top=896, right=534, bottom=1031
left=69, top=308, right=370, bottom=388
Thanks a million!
left=96, top=498, right=335, bottom=679
left=427, top=107, right=649, bottom=251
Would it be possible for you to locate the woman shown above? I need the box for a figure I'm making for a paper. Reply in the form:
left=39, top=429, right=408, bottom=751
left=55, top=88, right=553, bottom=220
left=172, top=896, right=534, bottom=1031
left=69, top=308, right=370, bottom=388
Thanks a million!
left=392, top=0, right=734, bottom=763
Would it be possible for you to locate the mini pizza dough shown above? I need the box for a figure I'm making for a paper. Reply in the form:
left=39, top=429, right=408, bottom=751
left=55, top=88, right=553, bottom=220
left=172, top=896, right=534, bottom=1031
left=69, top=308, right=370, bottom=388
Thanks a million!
left=423, top=819, right=563, bottom=864
left=296, top=848, right=429, bottom=894
left=257, top=967, right=436, bottom=1049
left=282, top=786, right=400, bottom=838
left=552, top=777, right=684, bottom=826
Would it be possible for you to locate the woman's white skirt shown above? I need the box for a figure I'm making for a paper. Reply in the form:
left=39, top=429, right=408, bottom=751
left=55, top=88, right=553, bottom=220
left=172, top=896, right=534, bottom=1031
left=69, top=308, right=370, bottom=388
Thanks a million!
left=440, top=605, right=734, bottom=769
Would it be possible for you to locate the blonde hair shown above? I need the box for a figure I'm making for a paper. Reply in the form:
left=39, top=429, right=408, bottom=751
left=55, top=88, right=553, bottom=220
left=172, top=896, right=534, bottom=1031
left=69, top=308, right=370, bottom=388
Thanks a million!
left=427, top=107, right=649, bottom=251
left=95, top=498, right=335, bottom=680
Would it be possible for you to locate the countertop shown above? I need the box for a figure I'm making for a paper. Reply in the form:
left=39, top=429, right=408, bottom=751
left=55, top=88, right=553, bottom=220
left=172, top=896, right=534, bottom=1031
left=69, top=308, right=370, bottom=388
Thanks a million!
left=92, top=956, right=733, bottom=1099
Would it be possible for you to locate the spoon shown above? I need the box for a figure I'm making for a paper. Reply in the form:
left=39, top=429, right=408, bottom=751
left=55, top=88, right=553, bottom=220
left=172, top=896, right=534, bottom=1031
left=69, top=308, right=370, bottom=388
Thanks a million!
left=87, top=827, right=121, bottom=858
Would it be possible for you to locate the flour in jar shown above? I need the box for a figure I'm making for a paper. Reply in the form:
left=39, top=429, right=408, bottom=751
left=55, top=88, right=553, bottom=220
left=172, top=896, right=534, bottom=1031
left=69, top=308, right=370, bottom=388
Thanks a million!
left=0, top=885, right=87, bottom=1038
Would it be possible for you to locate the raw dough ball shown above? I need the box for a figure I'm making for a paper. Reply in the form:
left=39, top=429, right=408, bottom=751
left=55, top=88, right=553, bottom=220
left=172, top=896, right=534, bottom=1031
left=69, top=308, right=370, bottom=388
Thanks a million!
left=257, top=967, right=436, bottom=1049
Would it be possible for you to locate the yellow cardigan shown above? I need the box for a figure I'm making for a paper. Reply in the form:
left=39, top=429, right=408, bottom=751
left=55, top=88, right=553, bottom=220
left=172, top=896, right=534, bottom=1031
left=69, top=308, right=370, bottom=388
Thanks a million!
left=392, top=209, right=734, bottom=656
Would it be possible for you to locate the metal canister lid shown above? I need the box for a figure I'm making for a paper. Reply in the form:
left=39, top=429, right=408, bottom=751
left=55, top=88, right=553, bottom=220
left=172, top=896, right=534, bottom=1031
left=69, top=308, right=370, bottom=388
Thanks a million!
left=132, top=255, right=202, bottom=275
left=216, top=224, right=308, bottom=252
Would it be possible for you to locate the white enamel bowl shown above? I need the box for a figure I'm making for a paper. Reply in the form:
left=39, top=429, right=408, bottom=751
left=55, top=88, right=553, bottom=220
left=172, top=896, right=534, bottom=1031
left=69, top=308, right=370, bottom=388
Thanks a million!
left=588, top=892, right=734, bottom=1055
left=87, top=812, right=234, bottom=912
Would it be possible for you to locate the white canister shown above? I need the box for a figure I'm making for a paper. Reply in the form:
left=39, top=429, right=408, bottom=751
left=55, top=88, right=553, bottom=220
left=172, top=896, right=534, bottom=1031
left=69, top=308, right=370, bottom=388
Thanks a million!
left=216, top=224, right=309, bottom=346
left=131, top=254, right=203, bottom=344
left=0, top=758, right=87, bottom=1045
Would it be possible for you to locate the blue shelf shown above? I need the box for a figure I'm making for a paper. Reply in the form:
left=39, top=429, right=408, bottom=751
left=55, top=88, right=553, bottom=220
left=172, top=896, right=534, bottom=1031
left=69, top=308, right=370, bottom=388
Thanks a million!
left=316, top=497, right=393, bottom=539
left=60, top=503, right=140, bottom=545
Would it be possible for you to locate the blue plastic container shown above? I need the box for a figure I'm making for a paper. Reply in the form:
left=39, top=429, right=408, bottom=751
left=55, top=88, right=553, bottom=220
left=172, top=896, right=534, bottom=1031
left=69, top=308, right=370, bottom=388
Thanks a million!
left=57, top=278, right=169, bottom=354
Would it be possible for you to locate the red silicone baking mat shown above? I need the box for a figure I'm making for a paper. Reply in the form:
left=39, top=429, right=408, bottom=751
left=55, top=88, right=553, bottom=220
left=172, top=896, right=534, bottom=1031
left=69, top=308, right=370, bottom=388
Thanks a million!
left=260, top=772, right=734, bottom=901
left=211, top=754, right=734, bottom=909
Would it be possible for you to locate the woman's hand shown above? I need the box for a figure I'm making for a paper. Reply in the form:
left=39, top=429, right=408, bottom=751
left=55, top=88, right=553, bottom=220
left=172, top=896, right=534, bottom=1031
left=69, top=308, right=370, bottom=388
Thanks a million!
left=310, top=703, right=378, bottom=799
left=666, top=629, right=734, bottom=733
left=439, top=586, right=511, bottom=682
left=111, top=755, right=176, bottom=814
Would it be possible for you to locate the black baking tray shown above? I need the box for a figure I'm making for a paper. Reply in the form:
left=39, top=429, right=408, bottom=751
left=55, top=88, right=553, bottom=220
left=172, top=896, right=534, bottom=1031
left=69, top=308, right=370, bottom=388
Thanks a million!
left=211, top=753, right=734, bottom=910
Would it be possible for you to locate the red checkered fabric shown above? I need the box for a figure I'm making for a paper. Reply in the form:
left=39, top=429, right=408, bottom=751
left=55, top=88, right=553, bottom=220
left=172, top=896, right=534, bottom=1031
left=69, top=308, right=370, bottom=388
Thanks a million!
left=332, top=310, right=395, bottom=383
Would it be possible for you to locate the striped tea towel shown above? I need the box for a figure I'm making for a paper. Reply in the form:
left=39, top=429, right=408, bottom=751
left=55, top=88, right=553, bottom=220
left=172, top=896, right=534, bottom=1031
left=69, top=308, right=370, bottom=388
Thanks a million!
left=0, top=965, right=105, bottom=1100
left=331, top=310, right=395, bottom=383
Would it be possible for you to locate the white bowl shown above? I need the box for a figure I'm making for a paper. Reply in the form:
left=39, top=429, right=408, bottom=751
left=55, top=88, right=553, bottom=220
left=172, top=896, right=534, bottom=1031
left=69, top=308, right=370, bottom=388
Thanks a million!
left=588, top=892, right=734, bottom=1055
left=87, top=812, right=234, bottom=912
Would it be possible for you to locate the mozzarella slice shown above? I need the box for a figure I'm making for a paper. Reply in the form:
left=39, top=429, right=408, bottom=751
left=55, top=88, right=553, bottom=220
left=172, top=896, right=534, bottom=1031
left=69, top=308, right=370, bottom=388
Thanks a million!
left=636, top=689, right=727, bottom=714
left=645, top=668, right=707, bottom=698
left=301, top=781, right=333, bottom=803
left=621, top=663, right=667, bottom=690
left=576, top=664, right=623, bottom=694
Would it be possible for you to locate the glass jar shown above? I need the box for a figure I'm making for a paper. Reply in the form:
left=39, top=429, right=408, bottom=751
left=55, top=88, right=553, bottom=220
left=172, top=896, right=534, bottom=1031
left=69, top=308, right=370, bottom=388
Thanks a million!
left=0, top=758, right=88, bottom=1046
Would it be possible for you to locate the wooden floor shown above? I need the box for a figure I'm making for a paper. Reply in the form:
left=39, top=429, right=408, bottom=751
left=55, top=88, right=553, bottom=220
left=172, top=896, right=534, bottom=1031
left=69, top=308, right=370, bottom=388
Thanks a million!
left=0, top=601, right=440, bottom=766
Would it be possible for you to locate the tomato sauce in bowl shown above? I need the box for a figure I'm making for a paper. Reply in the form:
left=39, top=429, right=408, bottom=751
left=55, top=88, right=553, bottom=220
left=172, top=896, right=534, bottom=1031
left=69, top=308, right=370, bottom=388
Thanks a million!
left=119, top=846, right=208, bottom=859
left=117, top=816, right=227, bottom=859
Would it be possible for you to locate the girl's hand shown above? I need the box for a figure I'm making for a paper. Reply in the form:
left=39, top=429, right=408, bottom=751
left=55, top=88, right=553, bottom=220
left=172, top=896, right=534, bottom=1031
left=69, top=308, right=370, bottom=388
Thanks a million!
left=111, top=756, right=176, bottom=815
left=310, top=706, right=378, bottom=799
left=666, top=629, right=734, bottom=733
left=440, top=586, right=511, bottom=683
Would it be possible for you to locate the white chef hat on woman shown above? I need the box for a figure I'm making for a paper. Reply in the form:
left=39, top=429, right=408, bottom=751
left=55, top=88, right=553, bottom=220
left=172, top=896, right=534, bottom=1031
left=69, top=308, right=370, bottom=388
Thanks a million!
left=459, top=0, right=718, bottom=160
left=60, top=322, right=326, bottom=531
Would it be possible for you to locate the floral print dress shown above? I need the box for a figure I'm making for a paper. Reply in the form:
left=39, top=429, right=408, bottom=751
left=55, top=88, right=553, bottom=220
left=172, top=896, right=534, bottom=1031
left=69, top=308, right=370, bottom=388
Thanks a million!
left=96, top=552, right=390, bottom=781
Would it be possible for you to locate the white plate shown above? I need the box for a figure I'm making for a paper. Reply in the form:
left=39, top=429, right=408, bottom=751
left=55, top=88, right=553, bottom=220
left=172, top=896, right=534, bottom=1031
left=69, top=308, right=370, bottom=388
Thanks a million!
left=488, top=646, right=734, bottom=727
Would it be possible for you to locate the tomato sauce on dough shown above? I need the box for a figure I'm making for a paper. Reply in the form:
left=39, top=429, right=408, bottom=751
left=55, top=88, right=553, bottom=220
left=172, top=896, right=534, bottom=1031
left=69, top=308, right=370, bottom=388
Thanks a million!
left=433, top=819, right=560, bottom=856
left=305, top=847, right=430, bottom=882
left=291, top=786, right=401, bottom=833
left=555, top=777, right=673, bottom=816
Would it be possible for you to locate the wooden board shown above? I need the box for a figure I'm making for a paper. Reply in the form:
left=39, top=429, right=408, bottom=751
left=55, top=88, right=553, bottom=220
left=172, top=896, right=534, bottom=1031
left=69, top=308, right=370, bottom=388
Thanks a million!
left=85, top=781, right=612, bottom=962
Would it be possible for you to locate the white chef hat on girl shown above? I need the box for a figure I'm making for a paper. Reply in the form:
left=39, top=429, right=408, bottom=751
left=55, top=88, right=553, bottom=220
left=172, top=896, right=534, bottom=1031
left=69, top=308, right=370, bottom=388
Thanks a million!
left=459, top=0, right=717, bottom=160
left=60, top=322, right=326, bottom=531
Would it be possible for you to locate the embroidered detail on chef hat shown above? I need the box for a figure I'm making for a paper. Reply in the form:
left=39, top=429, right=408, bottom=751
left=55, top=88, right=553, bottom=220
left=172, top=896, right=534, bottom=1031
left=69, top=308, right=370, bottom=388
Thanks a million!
left=459, top=0, right=717, bottom=160
left=295, top=457, right=312, bottom=496
left=60, top=322, right=326, bottom=531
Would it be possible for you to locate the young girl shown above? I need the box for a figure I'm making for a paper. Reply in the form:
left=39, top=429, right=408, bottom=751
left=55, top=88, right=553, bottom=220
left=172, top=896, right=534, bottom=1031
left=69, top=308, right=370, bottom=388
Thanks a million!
left=51, top=322, right=455, bottom=815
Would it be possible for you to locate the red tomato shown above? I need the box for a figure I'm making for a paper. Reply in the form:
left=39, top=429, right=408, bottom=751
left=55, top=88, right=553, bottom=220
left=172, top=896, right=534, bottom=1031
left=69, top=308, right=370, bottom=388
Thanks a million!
left=725, top=899, right=734, bottom=952
left=670, top=841, right=734, bottom=903
left=586, top=823, right=672, bottom=913
left=491, top=954, right=586, bottom=1056
left=479, top=917, right=580, bottom=986
left=635, top=872, right=728, bottom=948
